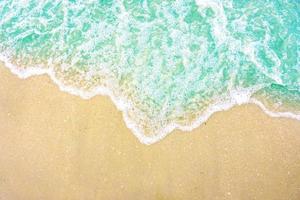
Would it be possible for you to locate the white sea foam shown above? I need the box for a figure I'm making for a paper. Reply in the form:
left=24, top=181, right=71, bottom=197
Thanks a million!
left=1, top=53, right=299, bottom=145
left=195, top=0, right=229, bottom=45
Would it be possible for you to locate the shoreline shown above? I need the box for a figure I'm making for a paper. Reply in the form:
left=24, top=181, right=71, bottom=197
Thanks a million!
left=1, top=56, right=300, bottom=145
left=1, top=62, right=300, bottom=199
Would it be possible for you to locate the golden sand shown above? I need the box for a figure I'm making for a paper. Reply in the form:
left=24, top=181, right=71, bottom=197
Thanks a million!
left=0, top=64, right=300, bottom=200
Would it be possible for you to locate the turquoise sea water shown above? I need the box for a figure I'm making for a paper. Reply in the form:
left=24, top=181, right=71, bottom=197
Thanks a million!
left=0, top=0, right=299, bottom=144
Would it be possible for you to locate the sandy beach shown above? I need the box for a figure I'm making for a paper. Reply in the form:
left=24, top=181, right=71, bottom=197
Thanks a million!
left=0, top=63, right=300, bottom=200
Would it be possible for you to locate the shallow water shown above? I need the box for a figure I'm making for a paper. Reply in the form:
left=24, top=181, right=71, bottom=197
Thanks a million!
left=0, top=0, right=299, bottom=144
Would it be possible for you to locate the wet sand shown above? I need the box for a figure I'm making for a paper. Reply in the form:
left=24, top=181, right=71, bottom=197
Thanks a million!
left=0, top=64, right=300, bottom=200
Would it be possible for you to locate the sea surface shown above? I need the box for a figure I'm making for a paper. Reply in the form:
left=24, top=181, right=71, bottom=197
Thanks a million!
left=0, top=0, right=299, bottom=144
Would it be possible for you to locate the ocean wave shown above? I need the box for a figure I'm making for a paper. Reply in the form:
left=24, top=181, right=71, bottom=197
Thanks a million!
left=0, top=0, right=299, bottom=144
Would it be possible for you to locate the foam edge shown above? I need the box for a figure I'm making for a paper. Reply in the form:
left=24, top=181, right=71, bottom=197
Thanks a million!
left=1, top=54, right=299, bottom=145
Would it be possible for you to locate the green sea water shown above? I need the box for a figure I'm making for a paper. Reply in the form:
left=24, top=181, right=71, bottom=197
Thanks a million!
left=0, top=0, right=299, bottom=143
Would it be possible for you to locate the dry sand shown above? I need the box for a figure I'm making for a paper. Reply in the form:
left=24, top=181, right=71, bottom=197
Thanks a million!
left=0, top=64, right=300, bottom=200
